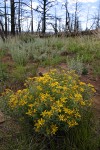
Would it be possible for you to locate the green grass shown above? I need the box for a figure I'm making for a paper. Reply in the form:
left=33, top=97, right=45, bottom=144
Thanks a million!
left=0, top=35, right=100, bottom=149
left=0, top=35, right=99, bottom=76
left=66, top=55, right=84, bottom=75
left=0, top=108, right=99, bottom=150
left=0, top=62, right=8, bottom=81
left=0, top=35, right=99, bottom=90
left=41, top=55, right=67, bottom=66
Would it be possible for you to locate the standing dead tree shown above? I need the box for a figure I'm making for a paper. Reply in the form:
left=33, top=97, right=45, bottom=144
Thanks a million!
left=0, top=20, right=5, bottom=42
left=74, top=0, right=82, bottom=34
left=10, top=0, right=15, bottom=35
left=36, top=0, right=56, bottom=34
left=62, top=0, right=71, bottom=33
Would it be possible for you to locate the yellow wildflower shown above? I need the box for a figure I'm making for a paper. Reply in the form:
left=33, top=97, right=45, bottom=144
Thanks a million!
left=5, top=89, right=12, bottom=94
left=17, top=90, right=22, bottom=94
left=19, top=99, right=27, bottom=106
left=37, top=85, right=42, bottom=91
left=41, top=110, right=47, bottom=117
left=56, top=100, right=63, bottom=108
left=34, top=118, right=45, bottom=132
left=28, top=104, right=34, bottom=108
left=63, top=108, right=74, bottom=115
left=79, top=82, right=86, bottom=86
left=60, top=97, right=67, bottom=103
left=91, top=88, right=96, bottom=93
left=51, top=124, right=58, bottom=135
left=74, top=112, right=81, bottom=118
left=50, top=81, right=59, bottom=87
left=41, top=110, right=52, bottom=118
left=37, top=118, right=45, bottom=126
left=80, top=88, right=84, bottom=92
left=26, top=109, right=33, bottom=116
left=58, top=114, right=66, bottom=121
left=67, top=120, right=78, bottom=127
left=74, top=93, right=82, bottom=101
left=80, top=101, right=86, bottom=106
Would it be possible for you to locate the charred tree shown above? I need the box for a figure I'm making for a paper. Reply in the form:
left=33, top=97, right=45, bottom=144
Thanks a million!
left=65, top=0, right=70, bottom=32
left=31, top=0, right=33, bottom=33
left=36, top=0, right=55, bottom=34
left=0, top=20, right=5, bottom=42
left=18, top=0, right=21, bottom=33
left=4, top=0, right=7, bottom=37
left=10, top=0, right=15, bottom=35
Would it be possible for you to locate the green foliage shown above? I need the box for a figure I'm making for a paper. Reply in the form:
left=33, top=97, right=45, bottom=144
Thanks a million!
left=41, top=55, right=66, bottom=66
left=82, top=67, right=88, bottom=75
left=67, top=56, right=84, bottom=75
left=92, top=62, right=100, bottom=76
left=63, top=110, right=99, bottom=150
left=67, top=41, right=82, bottom=53
left=9, top=44, right=30, bottom=66
left=25, top=63, right=39, bottom=77
left=0, top=70, right=99, bottom=149
left=81, top=53, right=95, bottom=63
left=55, top=41, right=64, bottom=50
left=18, top=34, right=35, bottom=43
left=0, top=39, right=8, bottom=52
left=0, top=49, right=6, bottom=58
left=1, top=70, right=95, bottom=137
left=11, top=64, right=38, bottom=83
left=0, top=62, right=8, bottom=81
left=0, top=34, right=100, bottom=149
left=11, top=65, right=27, bottom=82
left=1, top=35, right=99, bottom=76
left=0, top=123, right=99, bottom=150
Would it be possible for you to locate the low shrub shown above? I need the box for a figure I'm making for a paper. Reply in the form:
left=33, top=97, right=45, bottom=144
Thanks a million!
left=0, top=62, right=8, bottom=81
left=2, top=70, right=95, bottom=137
left=67, top=56, right=84, bottom=75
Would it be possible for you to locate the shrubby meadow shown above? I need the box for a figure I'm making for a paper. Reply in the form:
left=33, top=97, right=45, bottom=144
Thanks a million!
left=0, top=35, right=100, bottom=149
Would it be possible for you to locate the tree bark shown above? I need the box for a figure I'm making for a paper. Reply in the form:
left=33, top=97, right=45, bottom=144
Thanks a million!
left=4, top=0, right=7, bottom=37
left=42, top=0, right=46, bottom=34
left=18, top=0, right=21, bottom=33
left=0, top=20, right=5, bottom=42
left=10, top=0, right=15, bottom=35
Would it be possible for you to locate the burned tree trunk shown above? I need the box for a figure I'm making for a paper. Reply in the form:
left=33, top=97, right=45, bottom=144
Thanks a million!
left=0, top=21, right=5, bottom=42
left=10, top=0, right=15, bottom=35
left=4, top=0, right=7, bottom=37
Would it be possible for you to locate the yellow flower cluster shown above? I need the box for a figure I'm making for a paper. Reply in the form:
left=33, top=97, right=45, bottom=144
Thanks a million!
left=8, top=88, right=29, bottom=108
left=2, top=69, right=95, bottom=136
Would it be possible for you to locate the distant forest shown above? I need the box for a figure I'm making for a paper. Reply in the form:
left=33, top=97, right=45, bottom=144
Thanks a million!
left=0, top=0, right=100, bottom=36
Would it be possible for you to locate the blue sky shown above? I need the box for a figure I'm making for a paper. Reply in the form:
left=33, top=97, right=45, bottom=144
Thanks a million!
left=52, top=0, right=99, bottom=31
left=20, top=0, right=100, bottom=31
left=0, top=0, right=99, bottom=32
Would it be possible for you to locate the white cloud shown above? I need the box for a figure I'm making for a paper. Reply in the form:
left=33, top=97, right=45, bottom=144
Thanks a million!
left=32, top=1, right=39, bottom=9
left=76, top=0, right=97, bottom=2
left=58, top=0, right=97, bottom=3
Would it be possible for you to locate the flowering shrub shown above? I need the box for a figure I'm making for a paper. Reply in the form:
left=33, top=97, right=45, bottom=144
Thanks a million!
left=2, top=70, right=95, bottom=136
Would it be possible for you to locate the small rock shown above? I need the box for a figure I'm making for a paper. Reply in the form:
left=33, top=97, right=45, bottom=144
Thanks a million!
left=0, top=111, right=5, bottom=123
left=39, top=72, right=43, bottom=77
